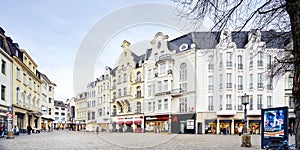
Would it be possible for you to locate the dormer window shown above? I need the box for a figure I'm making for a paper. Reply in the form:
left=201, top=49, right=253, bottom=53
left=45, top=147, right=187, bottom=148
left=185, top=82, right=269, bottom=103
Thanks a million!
left=157, top=41, right=161, bottom=49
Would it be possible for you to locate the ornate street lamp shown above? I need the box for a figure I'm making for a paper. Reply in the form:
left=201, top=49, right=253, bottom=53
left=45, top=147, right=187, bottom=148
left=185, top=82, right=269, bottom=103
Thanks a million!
left=242, top=93, right=249, bottom=134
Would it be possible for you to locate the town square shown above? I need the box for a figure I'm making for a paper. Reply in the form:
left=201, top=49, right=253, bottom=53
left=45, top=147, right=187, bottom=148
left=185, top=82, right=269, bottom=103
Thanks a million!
left=1, top=0, right=300, bottom=149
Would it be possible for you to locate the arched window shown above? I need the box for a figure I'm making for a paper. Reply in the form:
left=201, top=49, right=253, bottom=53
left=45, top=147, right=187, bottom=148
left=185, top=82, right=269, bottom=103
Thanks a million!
left=180, top=63, right=187, bottom=81
left=16, top=87, right=20, bottom=103
left=136, top=86, right=141, bottom=98
left=137, top=72, right=141, bottom=82
left=136, top=102, right=141, bottom=113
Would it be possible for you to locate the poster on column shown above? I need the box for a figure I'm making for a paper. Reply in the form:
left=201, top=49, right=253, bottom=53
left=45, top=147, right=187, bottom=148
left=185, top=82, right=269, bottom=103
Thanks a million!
left=261, top=107, right=288, bottom=149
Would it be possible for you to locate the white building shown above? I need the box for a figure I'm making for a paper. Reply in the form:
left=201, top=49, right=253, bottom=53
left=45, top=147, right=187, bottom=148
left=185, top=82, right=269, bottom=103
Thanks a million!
left=0, top=29, right=13, bottom=127
left=53, top=100, right=67, bottom=129
left=85, top=81, right=97, bottom=131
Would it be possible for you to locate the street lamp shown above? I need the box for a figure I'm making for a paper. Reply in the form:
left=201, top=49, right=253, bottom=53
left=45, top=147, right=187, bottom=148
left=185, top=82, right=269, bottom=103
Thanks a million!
left=242, top=93, right=249, bottom=134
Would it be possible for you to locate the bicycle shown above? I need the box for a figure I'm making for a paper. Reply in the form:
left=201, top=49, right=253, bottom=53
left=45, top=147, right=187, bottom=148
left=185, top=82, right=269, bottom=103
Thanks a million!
left=264, top=139, right=296, bottom=150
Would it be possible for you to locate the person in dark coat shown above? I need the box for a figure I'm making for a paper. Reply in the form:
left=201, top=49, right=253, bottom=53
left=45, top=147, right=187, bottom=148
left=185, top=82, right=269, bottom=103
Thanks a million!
left=27, top=125, right=32, bottom=135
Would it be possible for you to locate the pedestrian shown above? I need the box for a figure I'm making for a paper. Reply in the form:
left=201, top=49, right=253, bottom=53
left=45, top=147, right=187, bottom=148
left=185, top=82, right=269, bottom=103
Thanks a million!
left=0, top=123, right=4, bottom=138
left=223, top=127, right=226, bottom=135
left=156, top=124, right=160, bottom=134
left=1, top=123, right=6, bottom=137
left=238, top=126, right=243, bottom=136
left=48, top=125, right=51, bottom=132
left=27, top=125, right=32, bottom=135
left=13, top=125, right=19, bottom=135
left=96, top=126, right=99, bottom=134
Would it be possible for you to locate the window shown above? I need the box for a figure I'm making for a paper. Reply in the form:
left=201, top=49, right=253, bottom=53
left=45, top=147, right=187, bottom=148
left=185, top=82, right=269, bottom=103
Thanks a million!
left=226, top=95, right=232, bottom=110
left=152, top=102, right=155, bottom=112
left=208, top=76, right=213, bottom=90
left=289, top=97, right=295, bottom=109
left=164, top=99, right=168, bottom=110
left=29, top=78, right=32, bottom=88
left=148, top=69, right=152, bottom=79
left=164, top=80, right=168, bottom=91
left=249, top=53, right=253, bottom=68
left=179, top=83, right=187, bottom=92
left=49, top=86, right=52, bottom=92
left=123, top=87, right=127, bottom=96
left=226, top=52, right=232, bottom=67
left=257, top=52, right=263, bottom=67
left=147, top=85, right=152, bottom=97
left=113, top=80, right=116, bottom=89
left=180, top=63, right=187, bottom=81
left=152, top=84, right=155, bottom=96
left=148, top=102, right=152, bottom=111
left=238, top=76, right=243, bottom=90
left=267, top=55, right=272, bottom=69
left=257, top=73, right=263, bottom=88
left=249, top=74, right=253, bottom=89
left=267, top=96, right=272, bottom=108
left=238, top=96, right=243, bottom=110
left=237, top=55, right=243, bottom=69
left=257, top=95, right=262, bottom=110
left=160, top=63, right=166, bottom=74
left=219, top=74, right=223, bottom=89
left=1, top=85, right=6, bottom=100
left=249, top=96, right=253, bottom=110
left=61, top=112, right=65, bottom=116
left=136, top=86, right=141, bottom=98
left=179, top=98, right=187, bottom=113
left=123, top=73, right=127, bottom=82
left=208, top=55, right=214, bottom=70
left=136, top=102, right=141, bottom=113
left=1, top=60, right=6, bottom=74
left=49, top=98, right=52, bottom=103
left=16, top=87, right=20, bottom=103
left=158, top=100, right=162, bottom=110
left=118, top=75, right=121, bottom=83
left=136, top=72, right=141, bottom=82
left=208, top=96, right=213, bottom=110
left=92, top=112, right=95, bottom=120
left=49, top=108, right=51, bottom=115
left=288, top=74, right=293, bottom=89
left=219, top=95, right=223, bottom=110
left=226, top=73, right=232, bottom=88
left=16, top=67, right=20, bottom=80
left=55, top=112, right=59, bottom=115
left=23, top=73, right=27, bottom=85
left=219, top=53, right=223, bottom=68
left=157, top=81, right=162, bottom=92
left=118, top=89, right=121, bottom=97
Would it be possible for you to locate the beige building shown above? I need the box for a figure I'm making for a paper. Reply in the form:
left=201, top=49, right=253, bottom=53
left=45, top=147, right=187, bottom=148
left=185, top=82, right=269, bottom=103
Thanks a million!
left=75, top=92, right=87, bottom=131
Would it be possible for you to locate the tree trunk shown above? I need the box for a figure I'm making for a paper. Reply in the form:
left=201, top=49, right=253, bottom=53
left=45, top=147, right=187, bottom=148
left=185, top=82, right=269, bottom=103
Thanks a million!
left=286, top=0, right=300, bottom=148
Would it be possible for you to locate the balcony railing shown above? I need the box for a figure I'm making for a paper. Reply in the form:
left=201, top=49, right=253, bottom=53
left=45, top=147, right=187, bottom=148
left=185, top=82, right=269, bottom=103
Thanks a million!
left=158, top=54, right=172, bottom=61
left=135, top=78, right=142, bottom=83
left=170, top=88, right=183, bottom=97
left=257, top=83, right=263, bottom=88
left=226, top=83, right=232, bottom=88
left=226, top=62, right=232, bottom=67
left=226, top=104, right=232, bottom=110
left=238, top=105, right=243, bottom=111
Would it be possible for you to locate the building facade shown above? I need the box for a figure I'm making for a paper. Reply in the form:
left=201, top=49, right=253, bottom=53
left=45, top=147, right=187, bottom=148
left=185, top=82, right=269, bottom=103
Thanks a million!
left=74, top=92, right=87, bottom=131
left=53, top=100, right=67, bottom=129
left=86, top=81, right=97, bottom=131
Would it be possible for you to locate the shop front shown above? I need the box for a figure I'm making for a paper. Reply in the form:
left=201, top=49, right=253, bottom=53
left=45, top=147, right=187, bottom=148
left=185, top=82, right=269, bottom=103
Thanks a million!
left=171, top=113, right=196, bottom=134
left=204, top=120, right=217, bottom=134
left=249, top=120, right=261, bottom=134
left=145, top=115, right=169, bottom=133
left=219, top=120, right=232, bottom=134
left=113, top=115, right=144, bottom=133
left=234, top=119, right=244, bottom=134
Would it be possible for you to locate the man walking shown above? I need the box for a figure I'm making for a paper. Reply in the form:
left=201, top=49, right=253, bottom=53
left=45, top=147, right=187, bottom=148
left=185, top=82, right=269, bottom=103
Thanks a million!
left=238, top=126, right=243, bottom=136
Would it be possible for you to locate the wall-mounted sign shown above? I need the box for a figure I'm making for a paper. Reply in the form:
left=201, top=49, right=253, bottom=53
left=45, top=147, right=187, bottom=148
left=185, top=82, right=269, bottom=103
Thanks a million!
left=186, top=119, right=194, bottom=129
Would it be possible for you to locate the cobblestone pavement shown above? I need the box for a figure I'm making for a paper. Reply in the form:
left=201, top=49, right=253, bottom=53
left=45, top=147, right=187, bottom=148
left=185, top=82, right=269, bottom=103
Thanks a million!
left=0, top=130, right=296, bottom=150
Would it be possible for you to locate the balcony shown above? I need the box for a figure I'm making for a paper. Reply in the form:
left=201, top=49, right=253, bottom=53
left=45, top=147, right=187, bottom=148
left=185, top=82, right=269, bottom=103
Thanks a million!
left=170, top=88, right=183, bottom=97
left=158, top=54, right=172, bottom=61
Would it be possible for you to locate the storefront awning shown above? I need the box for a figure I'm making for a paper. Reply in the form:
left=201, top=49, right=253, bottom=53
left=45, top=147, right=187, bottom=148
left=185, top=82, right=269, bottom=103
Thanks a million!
left=41, top=116, right=55, bottom=121
left=134, top=120, right=142, bottom=124
left=117, top=121, right=124, bottom=124
left=125, top=121, right=133, bottom=125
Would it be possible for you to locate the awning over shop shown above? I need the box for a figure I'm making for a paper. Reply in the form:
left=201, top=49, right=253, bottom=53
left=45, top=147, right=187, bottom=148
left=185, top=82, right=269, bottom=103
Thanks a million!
left=125, top=121, right=133, bottom=125
left=41, top=116, right=55, bottom=121
left=134, top=120, right=142, bottom=125
left=117, top=121, right=124, bottom=124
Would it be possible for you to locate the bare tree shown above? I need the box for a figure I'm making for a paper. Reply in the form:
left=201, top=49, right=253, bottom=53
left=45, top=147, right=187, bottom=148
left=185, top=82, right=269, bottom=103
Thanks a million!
left=172, top=0, right=300, bottom=147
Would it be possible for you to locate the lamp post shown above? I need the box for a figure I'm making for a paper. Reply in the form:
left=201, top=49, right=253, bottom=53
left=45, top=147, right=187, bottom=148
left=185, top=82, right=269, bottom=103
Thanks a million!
left=242, top=93, right=249, bottom=134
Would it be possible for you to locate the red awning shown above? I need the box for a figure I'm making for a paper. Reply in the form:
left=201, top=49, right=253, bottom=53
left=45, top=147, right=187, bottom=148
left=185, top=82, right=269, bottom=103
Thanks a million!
left=125, top=121, right=133, bottom=125
left=117, top=121, right=124, bottom=124
left=134, top=120, right=142, bottom=124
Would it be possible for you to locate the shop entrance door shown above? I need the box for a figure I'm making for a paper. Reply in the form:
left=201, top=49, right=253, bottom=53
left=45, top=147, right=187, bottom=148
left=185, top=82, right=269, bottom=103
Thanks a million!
left=180, top=123, right=185, bottom=134
left=198, top=122, right=202, bottom=134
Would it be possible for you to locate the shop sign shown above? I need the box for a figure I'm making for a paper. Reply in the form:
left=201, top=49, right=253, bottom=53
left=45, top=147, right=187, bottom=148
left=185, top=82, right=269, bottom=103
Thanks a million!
left=186, top=119, right=194, bottom=129
left=146, top=116, right=157, bottom=120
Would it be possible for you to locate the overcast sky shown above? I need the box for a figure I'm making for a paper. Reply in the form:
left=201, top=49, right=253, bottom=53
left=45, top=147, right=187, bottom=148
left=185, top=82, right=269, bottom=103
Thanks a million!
left=0, top=1, right=203, bottom=101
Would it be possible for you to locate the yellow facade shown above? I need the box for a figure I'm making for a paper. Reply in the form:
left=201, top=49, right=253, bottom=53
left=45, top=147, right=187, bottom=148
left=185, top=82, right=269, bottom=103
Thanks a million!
left=12, top=49, right=42, bottom=132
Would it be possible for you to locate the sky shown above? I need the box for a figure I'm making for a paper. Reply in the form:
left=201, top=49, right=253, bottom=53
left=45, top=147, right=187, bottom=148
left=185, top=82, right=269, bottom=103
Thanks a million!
left=0, top=1, right=207, bottom=101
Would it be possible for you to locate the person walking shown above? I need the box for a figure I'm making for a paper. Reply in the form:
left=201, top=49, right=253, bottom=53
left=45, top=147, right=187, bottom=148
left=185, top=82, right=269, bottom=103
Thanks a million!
left=27, top=125, right=32, bottom=135
left=13, top=125, right=19, bottom=135
left=0, top=123, right=5, bottom=138
left=96, top=126, right=99, bottom=134
left=238, top=126, right=243, bottom=136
